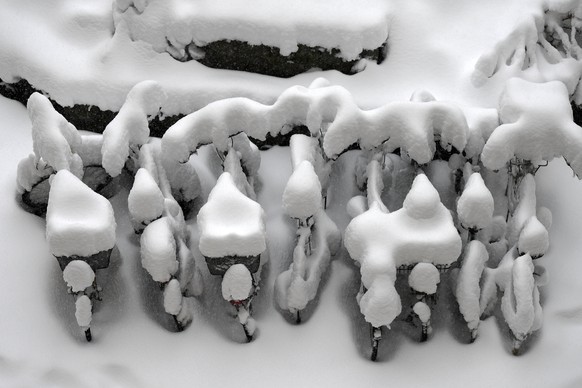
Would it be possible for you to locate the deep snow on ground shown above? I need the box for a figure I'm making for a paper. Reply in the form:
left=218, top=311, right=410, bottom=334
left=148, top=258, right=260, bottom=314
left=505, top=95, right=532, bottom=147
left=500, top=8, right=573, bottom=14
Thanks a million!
left=2, top=0, right=582, bottom=387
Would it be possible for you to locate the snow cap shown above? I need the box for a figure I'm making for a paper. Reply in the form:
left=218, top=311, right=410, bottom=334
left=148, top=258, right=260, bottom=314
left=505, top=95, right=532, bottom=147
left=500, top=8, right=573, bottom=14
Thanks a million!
left=282, top=161, right=322, bottom=220
left=457, top=172, right=494, bottom=231
left=403, top=174, right=441, bottom=219
left=198, top=173, right=266, bottom=258
left=518, top=217, right=549, bottom=258
left=128, top=168, right=165, bottom=224
left=46, top=170, right=116, bottom=258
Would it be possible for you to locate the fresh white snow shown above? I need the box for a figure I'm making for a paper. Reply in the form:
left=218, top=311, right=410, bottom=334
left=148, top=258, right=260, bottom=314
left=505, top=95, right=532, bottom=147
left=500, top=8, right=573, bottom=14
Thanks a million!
left=197, top=172, right=266, bottom=258
left=163, top=278, right=183, bottom=315
left=221, top=264, right=253, bottom=301
left=282, top=160, right=322, bottom=221
left=102, top=80, right=166, bottom=177
left=46, top=169, right=116, bottom=257
left=63, top=260, right=96, bottom=293
left=127, top=168, right=165, bottom=229
left=2, top=0, right=582, bottom=387
left=74, top=295, right=93, bottom=328
left=408, top=263, right=440, bottom=295
left=114, top=0, right=391, bottom=60
left=27, top=92, right=83, bottom=178
left=481, top=79, right=582, bottom=177
left=457, top=172, right=494, bottom=231
left=456, top=241, right=489, bottom=331
left=3, top=97, right=582, bottom=386
left=140, top=217, right=179, bottom=283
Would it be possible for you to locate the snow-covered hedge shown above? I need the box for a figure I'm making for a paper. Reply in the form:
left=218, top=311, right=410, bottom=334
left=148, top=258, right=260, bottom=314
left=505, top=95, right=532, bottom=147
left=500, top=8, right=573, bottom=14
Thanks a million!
left=113, top=0, right=390, bottom=66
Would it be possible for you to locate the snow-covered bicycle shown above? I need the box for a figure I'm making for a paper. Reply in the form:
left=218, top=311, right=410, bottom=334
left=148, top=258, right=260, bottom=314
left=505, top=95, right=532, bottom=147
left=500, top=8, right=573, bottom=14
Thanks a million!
left=197, top=134, right=267, bottom=341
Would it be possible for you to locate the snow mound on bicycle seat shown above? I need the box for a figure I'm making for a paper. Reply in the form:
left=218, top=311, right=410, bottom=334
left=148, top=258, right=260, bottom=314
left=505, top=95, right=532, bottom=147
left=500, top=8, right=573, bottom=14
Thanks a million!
left=457, top=172, right=494, bottom=231
left=402, top=174, right=441, bottom=219
left=198, top=172, right=266, bottom=258
left=46, top=170, right=116, bottom=258
left=518, top=217, right=549, bottom=258
left=128, top=168, right=165, bottom=225
left=282, top=160, right=322, bottom=220
left=222, top=264, right=253, bottom=301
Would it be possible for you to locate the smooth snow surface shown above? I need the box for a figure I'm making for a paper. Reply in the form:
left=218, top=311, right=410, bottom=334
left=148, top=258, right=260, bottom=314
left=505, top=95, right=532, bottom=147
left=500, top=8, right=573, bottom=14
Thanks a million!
left=198, top=172, right=266, bottom=258
left=46, top=170, right=116, bottom=257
